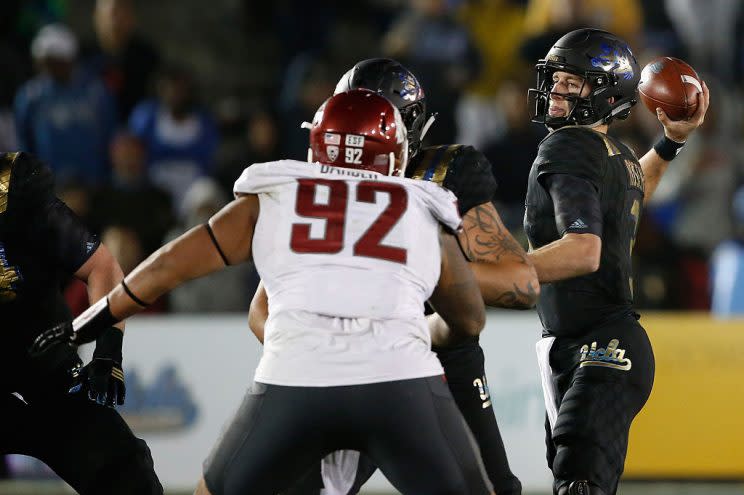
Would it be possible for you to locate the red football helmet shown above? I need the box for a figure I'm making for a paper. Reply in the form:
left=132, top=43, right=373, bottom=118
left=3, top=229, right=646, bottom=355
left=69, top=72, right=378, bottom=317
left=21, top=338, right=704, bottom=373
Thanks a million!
left=308, top=89, right=409, bottom=176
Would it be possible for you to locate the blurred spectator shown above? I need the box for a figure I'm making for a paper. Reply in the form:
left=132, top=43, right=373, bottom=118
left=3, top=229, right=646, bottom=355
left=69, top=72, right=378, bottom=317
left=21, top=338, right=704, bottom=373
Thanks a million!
left=14, top=23, right=117, bottom=185
left=278, top=58, right=337, bottom=161
left=638, top=0, right=683, bottom=54
left=456, top=0, right=527, bottom=148
left=101, top=224, right=144, bottom=275
left=128, top=64, right=219, bottom=212
left=88, top=132, right=174, bottom=255
left=56, top=178, right=92, bottom=220
left=381, top=0, right=482, bottom=146
left=166, top=177, right=259, bottom=313
left=215, top=108, right=280, bottom=195
left=664, top=0, right=743, bottom=84
left=710, top=186, right=744, bottom=317
left=632, top=215, right=685, bottom=309
left=520, top=0, right=643, bottom=64
left=83, top=0, right=161, bottom=122
left=646, top=78, right=739, bottom=255
left=482, top=80, right=545, bottom=235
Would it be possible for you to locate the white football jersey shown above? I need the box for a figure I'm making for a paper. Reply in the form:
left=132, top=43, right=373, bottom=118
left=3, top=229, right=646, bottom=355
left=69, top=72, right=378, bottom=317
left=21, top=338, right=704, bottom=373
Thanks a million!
left=234, top=159, right=462, bottom=386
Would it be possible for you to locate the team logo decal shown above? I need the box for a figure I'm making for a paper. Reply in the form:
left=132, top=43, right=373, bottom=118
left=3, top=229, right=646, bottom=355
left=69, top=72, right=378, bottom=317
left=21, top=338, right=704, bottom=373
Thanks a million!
left=590, top=43, right=635, bottom=80
left=397, top=71, right=424, bottom=102
left=326, top=146, right=339, bottom=162
left=579, top=338, right=632, bottom=371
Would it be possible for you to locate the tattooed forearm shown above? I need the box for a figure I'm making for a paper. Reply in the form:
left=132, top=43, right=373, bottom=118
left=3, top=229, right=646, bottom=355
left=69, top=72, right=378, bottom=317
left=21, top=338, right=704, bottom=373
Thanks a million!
left=458, top=203, right=528, bottom=264
left=462, top=204, right=540, bottom=308
left=490, top=280, right=539, bottom=309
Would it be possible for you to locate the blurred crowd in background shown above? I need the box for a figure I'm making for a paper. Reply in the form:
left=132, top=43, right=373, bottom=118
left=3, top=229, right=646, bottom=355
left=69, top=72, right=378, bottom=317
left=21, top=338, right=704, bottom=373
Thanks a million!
left=2, top=0, right=744, bottom=315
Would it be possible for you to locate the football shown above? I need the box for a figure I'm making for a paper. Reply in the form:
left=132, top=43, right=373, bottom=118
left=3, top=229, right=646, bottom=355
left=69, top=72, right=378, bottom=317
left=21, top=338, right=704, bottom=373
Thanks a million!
left=638, top=57, right=702, bottom=120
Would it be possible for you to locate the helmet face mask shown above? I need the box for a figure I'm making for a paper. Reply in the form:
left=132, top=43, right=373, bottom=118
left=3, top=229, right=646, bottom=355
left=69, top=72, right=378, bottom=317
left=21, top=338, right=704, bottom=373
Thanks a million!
left=335, top=58, right=429, bottom=157
left=308, top=89, right=409, bottom=177
left=528, top=29, right=640, bottom=130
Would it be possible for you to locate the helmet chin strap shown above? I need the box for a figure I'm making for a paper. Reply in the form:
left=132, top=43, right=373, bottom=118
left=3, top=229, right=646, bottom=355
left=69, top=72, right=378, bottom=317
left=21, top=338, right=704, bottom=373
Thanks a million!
left=420, top=113, right=438, bottom=141
left=388, top=152, right=395, bottom=176
left=307, top=148, right=314, bottom=163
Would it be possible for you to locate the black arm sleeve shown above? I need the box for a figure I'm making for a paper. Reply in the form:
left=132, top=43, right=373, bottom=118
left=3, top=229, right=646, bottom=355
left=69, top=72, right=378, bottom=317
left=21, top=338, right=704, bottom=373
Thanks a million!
left=544, top=173, right=602, bottom=237
left=443, top=145, right=497, bottom=215
left=30, top=198, right=100, bottom=274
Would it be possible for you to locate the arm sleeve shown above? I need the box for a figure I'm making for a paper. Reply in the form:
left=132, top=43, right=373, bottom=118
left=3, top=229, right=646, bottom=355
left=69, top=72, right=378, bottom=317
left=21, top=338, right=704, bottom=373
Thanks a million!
left=444, top=145, right=497, bottom=215
left=30, top=198, right=101, bottom=274
left=544, top=173, right=602, bottom=237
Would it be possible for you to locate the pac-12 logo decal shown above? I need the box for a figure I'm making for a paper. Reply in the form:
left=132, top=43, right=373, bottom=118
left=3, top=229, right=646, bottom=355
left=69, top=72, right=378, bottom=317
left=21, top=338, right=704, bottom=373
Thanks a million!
left=579, top=338, right=632, bottom=371
left=326, top=146, right=339, bottom=162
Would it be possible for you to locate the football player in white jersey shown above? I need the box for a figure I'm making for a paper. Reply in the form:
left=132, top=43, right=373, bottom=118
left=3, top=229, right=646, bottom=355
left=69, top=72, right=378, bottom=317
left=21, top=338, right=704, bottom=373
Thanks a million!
left=30, top=89, right=494, bottom=495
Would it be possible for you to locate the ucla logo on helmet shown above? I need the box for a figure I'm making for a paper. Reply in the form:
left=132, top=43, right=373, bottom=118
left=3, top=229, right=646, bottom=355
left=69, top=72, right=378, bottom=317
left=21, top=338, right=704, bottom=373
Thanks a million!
left=590, top=43, right=635, bottom=80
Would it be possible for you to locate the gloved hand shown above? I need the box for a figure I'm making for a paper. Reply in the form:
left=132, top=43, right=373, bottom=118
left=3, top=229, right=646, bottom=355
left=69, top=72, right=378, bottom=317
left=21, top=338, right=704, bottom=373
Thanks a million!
left=29, top=321, right=74, bottom=358
left=69, top=326, right=126, bottom=407
left=29, top=298, right=118, bottom=358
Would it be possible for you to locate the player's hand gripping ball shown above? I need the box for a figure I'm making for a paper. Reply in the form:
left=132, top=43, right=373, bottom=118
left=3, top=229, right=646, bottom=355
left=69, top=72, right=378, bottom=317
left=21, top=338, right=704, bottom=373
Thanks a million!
left=638, top=57, right=702, bottom=120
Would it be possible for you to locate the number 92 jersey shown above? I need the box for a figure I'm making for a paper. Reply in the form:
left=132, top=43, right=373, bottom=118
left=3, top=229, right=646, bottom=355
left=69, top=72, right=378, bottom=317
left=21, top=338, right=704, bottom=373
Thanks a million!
left=234, top=160, right=462, bottom=321
left=524, top=127, right=644, bottom=337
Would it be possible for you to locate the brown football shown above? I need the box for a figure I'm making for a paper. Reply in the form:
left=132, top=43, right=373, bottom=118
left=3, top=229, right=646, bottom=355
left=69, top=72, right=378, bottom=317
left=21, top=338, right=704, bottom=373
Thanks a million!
left=638, top=57, right=702, bottom=120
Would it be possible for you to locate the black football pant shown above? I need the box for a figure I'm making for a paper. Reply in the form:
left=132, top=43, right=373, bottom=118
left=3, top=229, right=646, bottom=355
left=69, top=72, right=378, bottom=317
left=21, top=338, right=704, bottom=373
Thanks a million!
left=435, top=338, right=521, bottom=495
left=204, top=377, right=492, bottom=495
left=543, top=314, right=655, bottom=495
left=282, top=338, right=520, bottom=495
left=0, top=354, right=162, bottom=495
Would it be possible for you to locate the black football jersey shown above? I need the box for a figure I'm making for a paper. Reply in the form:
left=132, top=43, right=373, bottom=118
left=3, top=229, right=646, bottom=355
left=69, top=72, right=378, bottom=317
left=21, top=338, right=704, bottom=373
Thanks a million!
left=406, top=144, right=496, bottom=337
left=406, top=144, right=497, bottom=215
left=0, top=152, right=100, bottom=355
left=524, top=127, right=644, bottom=337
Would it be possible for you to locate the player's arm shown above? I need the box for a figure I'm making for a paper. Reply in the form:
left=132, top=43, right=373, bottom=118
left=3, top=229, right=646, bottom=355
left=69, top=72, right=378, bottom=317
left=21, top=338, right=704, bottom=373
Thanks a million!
left=248, top=280, right=268, bottom=344
left=428, top=229, right=486, bottom=347
left=109, top=194, right=259, bottom=320
left=458, top=201, right=539, bottom=309
left=74, top=244, right=125, bottom=332
left=527, top=174, right=602, bottom=283
left=640, top=80, right=709, bottom=205
left=31, top=194, right=260, bottom=354
left=29, top=191, right=129, bottom=405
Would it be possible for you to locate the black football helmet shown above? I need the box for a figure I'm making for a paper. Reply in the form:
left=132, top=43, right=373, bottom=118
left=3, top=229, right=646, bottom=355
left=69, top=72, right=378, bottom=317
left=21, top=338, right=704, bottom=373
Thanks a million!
left=335, top=58, right=431, bottom=157
left=528, top=28, right=640, bottom=129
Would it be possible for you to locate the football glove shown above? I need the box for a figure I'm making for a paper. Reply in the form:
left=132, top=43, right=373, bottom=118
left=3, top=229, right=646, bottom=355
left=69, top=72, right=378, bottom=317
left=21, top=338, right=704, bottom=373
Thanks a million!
left=69, top=326, right=125, bottom=407
left=29, top=297, right=118, bottom=357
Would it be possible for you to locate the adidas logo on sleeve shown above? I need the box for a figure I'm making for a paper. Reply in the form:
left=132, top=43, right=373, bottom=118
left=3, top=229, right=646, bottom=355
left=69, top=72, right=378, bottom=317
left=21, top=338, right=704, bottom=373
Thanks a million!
left=568, top=218, right=589, bottom=230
